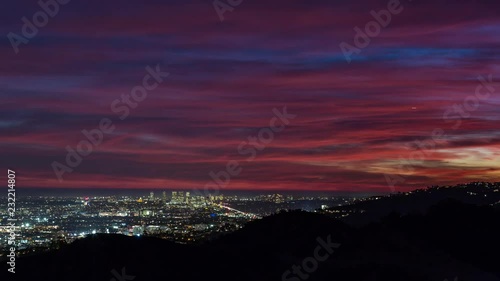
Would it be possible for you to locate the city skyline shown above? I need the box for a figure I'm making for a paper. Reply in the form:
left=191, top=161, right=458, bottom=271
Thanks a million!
left=2, top=181, right=498, bottom=258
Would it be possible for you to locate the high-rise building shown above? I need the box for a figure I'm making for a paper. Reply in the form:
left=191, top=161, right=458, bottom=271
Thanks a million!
left=162, top=191, right=167, bottom=201
left=178, top=191, right=185, bottom=203
left=171, top=191, right=180, bottom=204
left=170, top=191, right=190, bottom=204
left=190, top=195, right=206, bottom=207
left=149, top=191, right=154, bottom=200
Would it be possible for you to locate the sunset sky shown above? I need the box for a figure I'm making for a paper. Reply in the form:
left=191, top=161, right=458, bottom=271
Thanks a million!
left=1, top=0, right=499, bottom=193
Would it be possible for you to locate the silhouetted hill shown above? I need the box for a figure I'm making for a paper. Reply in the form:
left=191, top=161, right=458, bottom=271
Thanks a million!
left=325, top=182, right=500, bottom=225
left=382, top=199, right=500, bottom=274
left=3, top=199, right=499, bottom=281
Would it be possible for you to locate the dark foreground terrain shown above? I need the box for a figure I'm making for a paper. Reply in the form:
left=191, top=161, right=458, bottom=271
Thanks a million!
left=2, top=190, right=500, bottom=281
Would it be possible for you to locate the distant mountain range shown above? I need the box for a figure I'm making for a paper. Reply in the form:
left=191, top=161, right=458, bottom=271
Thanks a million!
left=3, top=182, right=499, bottom=281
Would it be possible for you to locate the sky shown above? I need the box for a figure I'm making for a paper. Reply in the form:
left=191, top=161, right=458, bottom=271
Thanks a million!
left=0, top=0, right=499, bottom=193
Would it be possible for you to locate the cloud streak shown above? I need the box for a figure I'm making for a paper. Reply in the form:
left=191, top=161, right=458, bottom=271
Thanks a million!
left=1, top=0, right=499, bottom=192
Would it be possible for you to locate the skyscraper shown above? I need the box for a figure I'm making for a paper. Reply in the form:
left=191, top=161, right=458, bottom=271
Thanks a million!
left=170, top=191, right=186, bottom=204
left=171, top=191, right=177, bottom=203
